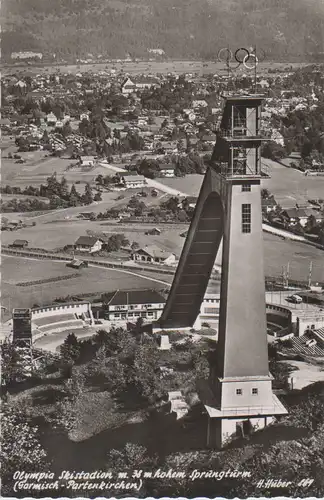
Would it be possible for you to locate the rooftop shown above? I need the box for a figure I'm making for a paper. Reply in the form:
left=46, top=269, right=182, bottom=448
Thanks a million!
left=102, top=289, right=166, bottom=306
left=137, top=244, right=174, bottom=260
left=75, top=236, right=101, bottom=246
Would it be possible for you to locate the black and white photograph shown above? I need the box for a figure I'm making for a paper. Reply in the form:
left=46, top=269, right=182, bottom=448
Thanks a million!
left=1, top=0, right=324, bottom=498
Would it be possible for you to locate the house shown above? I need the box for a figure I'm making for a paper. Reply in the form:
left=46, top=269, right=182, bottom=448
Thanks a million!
left=304, top=209, right=324, bottom=224
left=182, top=196, right=198, bottom=209
left=145, top=227, right=161, bottom=236
left=261, top=197, right=278, bottom=214
left=74, top=236, right=103, bottom=253
left=282, top=208, right=308, bottom=227
left=79, top=155, right=96, bottom=167
left=135, top=77, right=159, bottom=90
left=159, top=164, right=176, bottom=177
left=201, top=134, right=216, bottom=144
left=15, top=80, right=27, bottom=89
left=102, top=289, right=166, bottom=322
left=9, top=239, right=28, bottom=249
left=121, top=77, right=136, bottom=95
left=157, top=141, right=178, bottom=154
left=132, top=245, right=176, bottom=265
left=46, top=112, right=57, bottom=126
left=122, top=174, right=147, bottom=189
left=80, top=112, right=90, bottom=121
left=192, top=99, right=208, bottom=109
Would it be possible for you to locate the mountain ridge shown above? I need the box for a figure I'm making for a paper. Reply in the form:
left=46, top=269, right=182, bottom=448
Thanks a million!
left=2, top=0, right=324, bottom=61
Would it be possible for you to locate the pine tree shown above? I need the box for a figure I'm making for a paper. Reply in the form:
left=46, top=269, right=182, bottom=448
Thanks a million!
left=69, top=184, right=79, bottom=206
left=60, top=176, right=69, bottom=199
left=82, top=183, right=93, bottom=205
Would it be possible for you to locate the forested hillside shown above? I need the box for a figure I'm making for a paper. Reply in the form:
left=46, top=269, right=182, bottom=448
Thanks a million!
left=2, top=0, right=324, bottom=60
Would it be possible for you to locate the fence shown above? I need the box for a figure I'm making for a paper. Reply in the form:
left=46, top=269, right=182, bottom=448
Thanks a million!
left=2, top=247, right=177, bottom=277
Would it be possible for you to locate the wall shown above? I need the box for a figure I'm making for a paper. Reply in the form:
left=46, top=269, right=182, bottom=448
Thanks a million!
left=296, top=312, right=324, bottom=337
left=220, top=379, right=274, bottom=410
left=31, top=302, right=94, bottom=324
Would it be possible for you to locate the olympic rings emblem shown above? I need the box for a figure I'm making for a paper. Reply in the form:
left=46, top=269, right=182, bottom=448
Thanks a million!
left=218, top=47, right=265, bottom=70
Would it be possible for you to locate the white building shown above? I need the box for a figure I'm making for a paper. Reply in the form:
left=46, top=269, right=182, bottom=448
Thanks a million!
left=159, top=164, right=175, bottom=177
left=74, top=236, right=103, bottom=253
left=122, top=174, right=147, bottom=189
left=46, top=112, right=57, bottom=126
left=132, top=245, right=176, bottom=265
left=79, top=155, right=96, bottom=167
left=102, top=289, right=166, bottom=322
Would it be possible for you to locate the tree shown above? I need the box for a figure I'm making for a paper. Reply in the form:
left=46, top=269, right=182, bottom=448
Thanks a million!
left=62, top=121, right=72, bottom=137
left=95, top=174, right=104, bottom=185
left=93, top=192, right=102, bottom=202
left=60, top=176, right=69, bottom=199
left=1, top=402, right=48, bottom=495
left=104, top=233, right=129, bottom=252
left=131, top=241, right=139, bottom=251
left=131, top=344, right=163, bottom=403
left=60, top=333, right=81, bottom=364
left=69, top=183, right=80, bottom=206
left=1, top=341, right=22, bottom=386
left=305, top=214, right=318, bottom=233
left=106, top=443, right=155, bottom=470
left=289, top=395, right=324, bottom=431
left=82, top=183, right=93, bottom=205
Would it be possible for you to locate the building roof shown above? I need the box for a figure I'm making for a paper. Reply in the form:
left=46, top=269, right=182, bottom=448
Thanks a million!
left=314, top=327, right=324, bottom=343
left=12, top=239, right=28, bottom=245
left=136, top=244, right=174, bottom=260
left=201, top=134, right=216, bottom=141
left=136, top=77, right=158, bottom=85
left=283, top=208, right=307, bottom=219
left=103, top=289, right=166, bottom=306
left=159, top=164, right=176, bottom=171
left=80, top=155, right=95, bottom=161
left=123, top=174, right=146, bottom=182
left=75, top=236, right=101, bottom=246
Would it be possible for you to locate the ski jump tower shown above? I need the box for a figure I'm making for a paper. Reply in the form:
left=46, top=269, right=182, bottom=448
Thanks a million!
left=158, top=93, right=287, bottom=447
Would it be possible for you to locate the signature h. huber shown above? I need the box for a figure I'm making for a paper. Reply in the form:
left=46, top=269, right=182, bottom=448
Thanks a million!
left=256, top=478, right=314, bottom=488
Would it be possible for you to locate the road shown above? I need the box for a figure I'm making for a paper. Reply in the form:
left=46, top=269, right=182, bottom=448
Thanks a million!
left=265, top=290, right=322, bottom=313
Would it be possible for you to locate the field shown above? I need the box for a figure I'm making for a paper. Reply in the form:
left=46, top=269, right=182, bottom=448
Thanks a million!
left=158, top=174, right=203, bottom=196
left=1, top=256, right=172, bottom=312
left=2, top=61, right=307, bottom=77
left=1, top=151, right=112, bottom=191
left=159, top=162, right=324, bottom=209
left=262, top=158, right=324, bottom=208
left=263, top=232, right=324, bottom=282
left=2, top=215, right=186, bottom=255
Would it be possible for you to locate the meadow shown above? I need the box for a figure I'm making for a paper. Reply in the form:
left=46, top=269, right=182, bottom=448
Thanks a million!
left=2, top=151, right=111, bottom=191
left=159, top=163, right=324, bottom=209
left=1, top=256, right=172, bottom=311
left=3, top=60, right=307, bottom=77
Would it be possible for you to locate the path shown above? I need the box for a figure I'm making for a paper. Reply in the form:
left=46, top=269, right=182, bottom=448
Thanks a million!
left=281, top=359, right=324, bottom=390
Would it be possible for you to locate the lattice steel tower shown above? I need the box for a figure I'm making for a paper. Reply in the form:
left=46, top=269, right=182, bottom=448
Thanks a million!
left=158, top=94, right=287, bottom=447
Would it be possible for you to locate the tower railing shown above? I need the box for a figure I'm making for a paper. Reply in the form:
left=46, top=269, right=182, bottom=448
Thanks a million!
left=211, top=402, right=288, bottom=416
left=218, top=129, right=262, bottom=140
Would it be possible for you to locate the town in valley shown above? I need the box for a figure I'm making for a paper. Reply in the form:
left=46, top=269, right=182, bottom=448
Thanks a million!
left=2, top=46, right=324, bottom=498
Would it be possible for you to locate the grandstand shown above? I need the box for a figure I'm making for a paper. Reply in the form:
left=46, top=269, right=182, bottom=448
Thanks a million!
left=30, top=302, right=94, bottom=337
left=283, top=335, right=324, bottom=357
